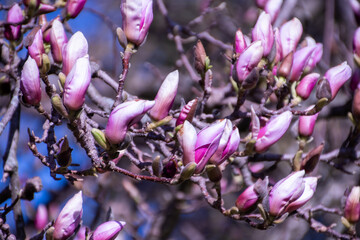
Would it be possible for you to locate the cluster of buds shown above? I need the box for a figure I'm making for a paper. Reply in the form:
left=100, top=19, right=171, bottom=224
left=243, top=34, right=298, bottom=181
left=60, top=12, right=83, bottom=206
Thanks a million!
left=177, top=119, right=240, bottom=174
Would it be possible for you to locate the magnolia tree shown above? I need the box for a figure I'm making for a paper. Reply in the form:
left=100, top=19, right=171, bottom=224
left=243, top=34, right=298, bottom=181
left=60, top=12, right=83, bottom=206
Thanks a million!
left=1, top=0, right=360, bottom=239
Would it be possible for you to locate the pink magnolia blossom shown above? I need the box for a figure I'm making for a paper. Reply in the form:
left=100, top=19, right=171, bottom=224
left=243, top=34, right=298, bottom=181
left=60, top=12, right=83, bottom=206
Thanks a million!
left=325, top=62, right=352, bottom=100
left=92, top=221, right=126, bottom=240
left=105, top=100, right=155, bottom=144
left=252, top=12, right=274, bottom=56
left=50, top=19, right=68, bottom=63
left=234, top=29, right=247, bottom=54
left=255, top=111, right=292, bottom=152
left=296, top=73, right=320, bottom=100
left=62, top=31, right=88, bottom=75
left=63, top=56, right=91, bottom=111
left=235, top=185, right=260, bottom=213
left=66, top=0, right=87, bottom=19
left=176, top=99, right=198, bottom=126
left=298, top=106, right=319, bottom=138
left=4, top=4, right=24, bottom=41
left=289, top=45, right=316, bottom=82
left=279, top=18, right=303, bottom=59
left=53, top=191, right=83, bottom=240
left=149, top=70, right=179, bottom=121
left=344, top=186, right=360, bottom=223
left=27, top=29, right=45, bottom=67
left=264, top=0, right=283, bottom=23
left=121, top=0, right=153, bottom=46
left=20, top=56, right=41, bottom=106
left=235, top=41, right=264, bottom=82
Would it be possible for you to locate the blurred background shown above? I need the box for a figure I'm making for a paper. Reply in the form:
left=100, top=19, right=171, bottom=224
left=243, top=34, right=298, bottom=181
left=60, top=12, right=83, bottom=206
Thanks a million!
left=1, top=0, right=360, bottom=239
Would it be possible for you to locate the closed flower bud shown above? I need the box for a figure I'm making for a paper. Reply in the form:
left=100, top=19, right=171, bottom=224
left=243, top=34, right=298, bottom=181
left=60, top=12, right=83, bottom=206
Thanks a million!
left=178, top=121, right=198, bottom=167
left=149, top=70, right=179, bottom=121
left=36, top=3, right=56, bottom=15
left=4, top=4, right=24, bottom=41
left=289, top=45, right=316, bottom=82
left=234, top=29, right=247, bottom=54
left=298, top=107, right=319, bottom=138
left=62, top=31, right=88, bottom=75
left=53, top=191, right=83, bottom=240
left=209, top=120, right=233, bottom=163
left=252, top=12, right=274, bottom=56
left=105, top=100, right=155, bottom=144
left=268, top=170, right=305, bottom=217
left=236, top=185, right=260, bottom=213
left=354, top=27, right=360, bottom=59
left=27, top=28, right=45, bottom=67
left=296, top=73, right=319, bottom=100
left=20, top=56, right=41, bottom=106
left=63, top=55, right=91, bottom=111
left=255, top=111, right=292, bottom=153
left=194, top=40, right=207, bottom=76
left=91, top=221, right=125, bottom=240
left=176, top=99, right=198, bottom=126
left=50, top=19, right=68, bottom=63
left=66, top=0, right=87, bottom=19
left=325, top=62, right=352, bottom=100
left=235, top=41, right=264, bottom=82
left=39, top=15, right=51, bottom=43
left=301, top=143, right=324, bottom=174
left=264, top=0, right=283, bottom=23
left=344, top=186, right=360, bottom=223
left=283, top=177, right=317, bottom=214
left=35, top=204, right=48, bottom=231
left=280, top=18, right=303, bottom=58
left=121, top=0, right=153, bottom=46
left=277, top=51, right=293, bottom=78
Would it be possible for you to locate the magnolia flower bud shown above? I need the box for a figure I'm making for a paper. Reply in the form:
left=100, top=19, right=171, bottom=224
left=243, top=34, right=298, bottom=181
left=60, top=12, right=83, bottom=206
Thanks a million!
left=36, top=4, right=56, bottom=15
left=298, top=107, right=319, bottom=138
left=39, top=15, right=51, bottom=43
left=235, top=185, right=260, bottom=213
left=344, top=186, right=360, bottom=223
left=35, top=204, right=48, bottom=231
left=91, top=221, right=125, bottom=240
left=53, top=191, right=83, bottom=240
left=264, top=0, right=283, bottom=23
left=283, top=177, right=317, bottom=214
left=149, top=70, right=179, bottom=121
left=62, top=31, right=88, bottom=75
left=289, top=46, right=316, bottom=82
left=296, top=73, right=319, bottom=100
left=178, top=120, right=227, bottom=173
left=105, top=100, right=155, bottom=144
left=121, top=0, right=153, bottom=46
left=66, top=0, right=87, bottom=19
left=277, top=51, right=293, bottom=78
left=280, top=18, right=303, bottom=58
left=234, top=29, right=247, bottom=54
left=255, top=111, right=292, bottom=152
left=194, top=40, right=207, bottom=76
left=301, top=143, right=324, bottom=174
left=4, top=4, right=24, bottom=41
left=252, top=12, right=274, bottom=56
left=176, top=99, right=198, bottom=126
left=20, top=56, right=41, bottom=106
left=63, top=55, right=91, bottom=111
left=50, top=19, right=68, bottom=63
left=235, top=41, right=264, bottom=82
left=268, top=170, right=305, bottom=217
left=325, top=62, right=352, bottom=100
left=27, top=28, right=45, bottom=67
